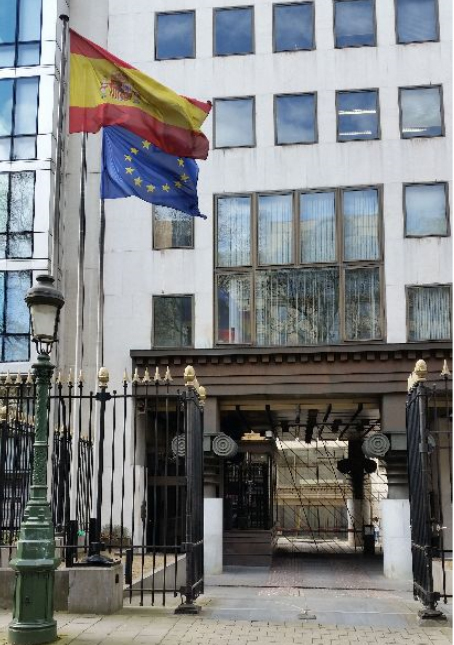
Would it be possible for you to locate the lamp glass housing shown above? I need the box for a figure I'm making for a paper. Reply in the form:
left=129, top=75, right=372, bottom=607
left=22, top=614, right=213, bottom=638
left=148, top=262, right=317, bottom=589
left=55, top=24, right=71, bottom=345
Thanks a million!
left=30, top=303, right=59, bottom=343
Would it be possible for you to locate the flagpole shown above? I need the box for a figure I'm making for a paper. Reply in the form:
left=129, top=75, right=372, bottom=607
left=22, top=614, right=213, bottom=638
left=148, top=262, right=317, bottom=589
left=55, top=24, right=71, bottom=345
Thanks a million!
left=97, top=198, right=106, bottom=372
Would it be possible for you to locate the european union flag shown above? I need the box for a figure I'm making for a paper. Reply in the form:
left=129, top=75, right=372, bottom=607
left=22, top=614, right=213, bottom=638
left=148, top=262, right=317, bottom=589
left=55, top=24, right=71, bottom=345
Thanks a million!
left=101, top=125, right=205, bottom=218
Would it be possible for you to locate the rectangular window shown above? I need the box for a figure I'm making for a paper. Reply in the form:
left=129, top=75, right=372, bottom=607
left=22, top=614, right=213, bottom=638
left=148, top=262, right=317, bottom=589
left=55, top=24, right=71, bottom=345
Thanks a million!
left=396, top=0, right=438, bottom=44
left=300, top=191, right=336, bottom=263
left=214, top=97, right=255, bottom=148
left=400, top=86, right=443, bottom=138
left=258, top=193, right=293, bottom=265
left=0, top=172, right=35, bottom=258
left=342, top=188, right=379, bottom=261
left=0, top=77, right=39, bottom=161
left=275, top=93, right=317, bottom=145
left=273, top=3, right=315, bottom=52
left=214, top=6, right=254, bottom=56
left=344, top=267, right=381, bottom=340
left=337, top=90, right=379, bottom=141
left=153, top=205, right=193, bottom=249
left=405, top=183, right=449, bottom=237
left=217, top=274, right=251, bottom=344
left=0, top=0, right=41, bottom=68
left=155, top=11, right=195, bottom=60
left=0, top=271, right=31, bottom=362
left=334, top=0, right=376, bottom=48
left=153, top=295, right=193, bottom=347
left=407, top=285, right=451, bottom=341
left=217, top=196, right=251, bottom=267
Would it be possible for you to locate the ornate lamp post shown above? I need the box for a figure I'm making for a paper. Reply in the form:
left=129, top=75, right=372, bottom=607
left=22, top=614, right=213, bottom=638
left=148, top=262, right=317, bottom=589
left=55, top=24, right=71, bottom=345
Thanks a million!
left=8, top=275, right=65, bottom=645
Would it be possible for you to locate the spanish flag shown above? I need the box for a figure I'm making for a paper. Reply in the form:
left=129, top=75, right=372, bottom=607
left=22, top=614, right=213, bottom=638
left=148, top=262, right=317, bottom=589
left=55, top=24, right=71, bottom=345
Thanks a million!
left=69, top=29, right=211, bottom=160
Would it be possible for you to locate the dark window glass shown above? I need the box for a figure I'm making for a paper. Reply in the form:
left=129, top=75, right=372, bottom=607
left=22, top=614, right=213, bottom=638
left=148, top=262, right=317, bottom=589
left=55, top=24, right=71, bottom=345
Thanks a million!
left=153, top=296, right=193, bottom=347
left=396, top=0, right=438, bottom=44
left=337, top=90, right=379, bottom=141
left=400, top=86, right=442, bottom=138
left=345, top=267, right=381, bottom=340
left=408, top=285, right=451, bottom=341
left=156, top=12, right=195, bottom=60
left=274, top=3, right=314, bottom=52
left=0, top=270, right=31, bottom=361
left=153, top=206, right=193, bottom=249
left=405, top=183, right=448, bottom=236
left=334, top=0, right=375, bottom=47
left=217, top=196, right=251, bottom=267
left=214, top=7, right=253, bottom=56
left=0, top=0, right=41, bottom=68
left=275, top=93, right=316, bottom=144
left=0, top=172, right=34, bottom=258
left=0, top=77, right=38, bottom=160
left=214, top=98, right=255, bottom=148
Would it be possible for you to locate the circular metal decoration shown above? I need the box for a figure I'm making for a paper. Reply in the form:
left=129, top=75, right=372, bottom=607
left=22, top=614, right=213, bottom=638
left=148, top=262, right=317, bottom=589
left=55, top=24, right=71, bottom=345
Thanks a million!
left=171, top=434, right=186, bottom=458
left=362, top=434, right=390, bottom=458
left=212, top=433, right=238, bottom=459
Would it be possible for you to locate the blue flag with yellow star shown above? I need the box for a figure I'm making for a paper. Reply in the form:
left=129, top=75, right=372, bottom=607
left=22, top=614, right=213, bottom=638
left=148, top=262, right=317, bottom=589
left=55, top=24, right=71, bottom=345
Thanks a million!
left=101, top=125, right=205, bottom=218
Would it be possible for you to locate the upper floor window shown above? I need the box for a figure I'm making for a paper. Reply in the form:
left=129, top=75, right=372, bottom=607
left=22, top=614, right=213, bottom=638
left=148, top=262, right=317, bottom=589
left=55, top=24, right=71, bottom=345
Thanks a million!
left=0, top=0, right=41, bottom=68
left=396, top=0, right=439, bottom=44
left=0, top=270, right=31, bottom=362
left=405, top=183, right=449, bottom=237
left=155, top=11, right=195, bottom=60
left=0, top=77, right=39, bottom=161
left=399, top=86, right=443, bottom=138
left=337, top=90, right=380, bottom=141
left=275, top=93, right=317, bottom=145
left=153, top=205, right=194, bottom=249
left=0, top=172, right=35, bottom=258
left=214, top=6, right=254, bottom=56
left=334, top=0, right=376, bottom=48
left=153, top=295, right=193, bottom=347
left=214, top=97, right=255, bottom=148
left=407, top=285, right=451, bottom=341
left=273, top=3, right=315, bottom=52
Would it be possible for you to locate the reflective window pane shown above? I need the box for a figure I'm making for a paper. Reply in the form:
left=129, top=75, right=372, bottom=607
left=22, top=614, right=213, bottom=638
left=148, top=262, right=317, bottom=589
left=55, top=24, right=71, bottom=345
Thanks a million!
left=334, top=0, right=375, bottom=47
left=0, top=236, right=6, bottom=259
left=258, top=194, right=293, bottom=265
left=153, top=296, right=193, bottom=347
left=10, top=173, right=34, bottom=232
left=217, top=196, right=251, bottom=267
left=405, top=183, right=448, bottom=236
left=0, top=273, right=4, bottom=333
left=14, top=77, right=39, bottom=134
left=17, top=43, right=40, bottom=66
left=408, top=286, right=451, bottom=341
left=0, top=80, right=14, bottom=136
left=345, top=267, right=381, bottom=340
left=276, top=94, right=316, bottom=144
left=300, top=192, right=336, bottom=263
left=0, top=172, right=35, bottom=258
left=4, top=335, right=29, bottom=362
left=0, top=138, right=12, bottom=160
left=274, top=3, right=314, bottom=52
left=6, top=271, right=31, bottom=334
left=156, top=12, right=195, bottom=60
left=0, top=0, right=17, bottom=45
left=337, top=90, right=379, bottom=140
left=214, top=7, right=253, bottom=56
left=396, top=0, right=438, bottom=43
left=153, top=205, right=193, bottom=249
left=12, top=135, right=36, bottom=159
left=343, top=188, right=379, bottom=260
left=8, top=234, right=32, bottom=258
left=217, top=274, right=251, bottom=343
left=215, top=98, right=254, bottom=148
left=0, top=45, right=15, bottom=67
left=0, top=174, right=8, bottom=232
left=18, top=0, right=41, bottom=41
left=400, top=87, right=442, bottom=138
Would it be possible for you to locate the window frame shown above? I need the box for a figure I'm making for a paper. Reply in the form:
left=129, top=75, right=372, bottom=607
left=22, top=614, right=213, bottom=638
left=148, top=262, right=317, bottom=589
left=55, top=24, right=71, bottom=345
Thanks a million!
left=0, top=76, right=40, bottom=161
left=213, top=96, right=256, bottom=149
left=213, top=5, right=255, bottom=57
left=272, top=2, right=316, bottom=53
left=398, top=84, right=444, bottom=140
left=333, top=0, right=377, bottom=49
left=336, top=88, right=381, bottom=142
left=154, top=10, right=196, bottom=61
left=0, top=0, right=43, bottom=69
left=394, top=0, right=440, bottom=45
left=0, top=270, right=32, bottom=362
left=274, top=92, right=318, bottom=146
left=0, top=171, right=36, bottom=259
left=403, top=181, right=450, bottom=238
left=406, top=283, right=452, bottom=342
left=152, top=205, right=195, bottom=250
left=152, top=294, right=194, bottom=348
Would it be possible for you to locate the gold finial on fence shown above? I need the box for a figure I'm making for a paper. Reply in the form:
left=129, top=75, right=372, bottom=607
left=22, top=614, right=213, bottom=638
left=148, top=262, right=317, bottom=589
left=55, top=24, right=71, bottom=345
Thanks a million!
left=15, top=373, right=23, bottom=386
left=142, top=367, right=151, bottom=384
left=78, top=370, right=84, bottom=385
left=132, top=368, right=141, bottom=385
left=25, top=370, right=33, bottom=385
left=123, top=369, right=130, bottom=384
left=198, top=385, right=207, bottom=405
left=67, top=368, right=73, bottom=386
left=184, top=365, right=196, bottom=387
left=55, top=371, right=62, bottom=385
left=408, top=359, right=428, bottom=392
left=98, top=366, right=110, bottom=389
left=154, top=366, right=162, bottom=383
left=441, top=360, right=451, bottom=379
left=164, top=366, right=172, bottom=383
left=4, top=372, right=13, bottom=386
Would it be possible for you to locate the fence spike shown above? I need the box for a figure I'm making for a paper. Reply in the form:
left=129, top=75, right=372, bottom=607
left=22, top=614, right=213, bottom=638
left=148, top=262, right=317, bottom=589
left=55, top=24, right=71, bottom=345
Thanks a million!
left=15, top=373, right=23, bottom=385
left=78, top=370, right=84, bottom=385
left=67, top=368, right=73, bottom=386
left=142, top=367, right=151, bottom=384
left=98, top=367, right=110, bottom=389
left=154, top=366, right=162, bottom=383
left=25, top=370, right=34, bottom=385
left=198, top=385, right=207, bottom=404
left=55, top=371, right=62, bottom=385
left=164, top=366, right=173, bottom=383
left=0, top=406, right=6, bottom=422
left=4, top=371, right=13, bottom=385
left=132, top=367, right=141, bottom=384
left=441, top=359, right=451, bottom=379
left=123, top=369, right=130, bottom=384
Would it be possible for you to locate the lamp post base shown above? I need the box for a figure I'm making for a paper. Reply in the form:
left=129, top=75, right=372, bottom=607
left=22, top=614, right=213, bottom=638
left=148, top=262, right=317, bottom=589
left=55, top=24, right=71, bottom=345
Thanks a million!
left=8, top=618, right=57, bottom=645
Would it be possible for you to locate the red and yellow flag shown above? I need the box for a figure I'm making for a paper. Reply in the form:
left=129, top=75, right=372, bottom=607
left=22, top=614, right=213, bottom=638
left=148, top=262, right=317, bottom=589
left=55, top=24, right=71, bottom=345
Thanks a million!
left=69, top=30, right=211, bottom=160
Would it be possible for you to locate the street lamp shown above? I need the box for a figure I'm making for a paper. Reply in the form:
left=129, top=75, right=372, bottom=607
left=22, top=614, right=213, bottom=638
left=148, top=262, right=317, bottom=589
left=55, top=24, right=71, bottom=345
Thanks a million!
left=8, top=274, right=65, bottom=645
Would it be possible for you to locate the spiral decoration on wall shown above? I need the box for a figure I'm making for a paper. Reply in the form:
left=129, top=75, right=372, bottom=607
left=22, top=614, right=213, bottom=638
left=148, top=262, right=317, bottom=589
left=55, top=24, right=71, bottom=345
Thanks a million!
left=171, top=434, right=186, bottom=457
left=212, top=433, right=238, bottom=459
left=362, top=433, right=390, bottom=458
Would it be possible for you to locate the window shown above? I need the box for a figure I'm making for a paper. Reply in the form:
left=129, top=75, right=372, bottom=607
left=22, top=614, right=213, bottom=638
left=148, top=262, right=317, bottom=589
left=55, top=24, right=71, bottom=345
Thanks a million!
left=405, top=183, right=449, bottom=236
left=273, top=3, right=315, bottom=52
left=275, top=93, right=317, bottom=144
left=0, top=0, right=41, bottom=68
left=0, top=271, right=31, bottom=362
left=214, top=7, right=254, bottom=56
left=396, top=0, right=438, bottom=44
left=214, top=98, right=255, bottom=148
left=155, top=11, right=195, bottom=60
left=153, top=205, right=194, bottom=249
left=153, top=296, right=193, bottom=347
left=337, top=90, right=379, bottom=141
left=0, top=172, right=35, bottom=258
left=400, top=86, right=443, bottom=138
left=407, top=285, right=451, bottom=341
left=0, top=77, right=39, bottom=161
left=334, top=0, right=376, bottom=48
left=215, top=186, right=383, bottom=346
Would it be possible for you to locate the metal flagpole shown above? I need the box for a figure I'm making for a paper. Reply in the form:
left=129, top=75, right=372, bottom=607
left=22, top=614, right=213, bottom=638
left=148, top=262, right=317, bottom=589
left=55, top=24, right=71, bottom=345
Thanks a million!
left=97, top=198, right=106, bottom=373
